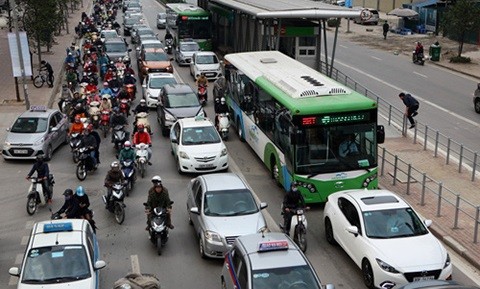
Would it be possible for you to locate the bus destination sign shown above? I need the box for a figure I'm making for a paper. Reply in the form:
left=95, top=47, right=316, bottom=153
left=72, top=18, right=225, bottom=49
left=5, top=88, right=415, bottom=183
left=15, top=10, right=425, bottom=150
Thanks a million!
left=300, top=111, right=370, bottom=126
left=181, top=16, right=209, bottom=21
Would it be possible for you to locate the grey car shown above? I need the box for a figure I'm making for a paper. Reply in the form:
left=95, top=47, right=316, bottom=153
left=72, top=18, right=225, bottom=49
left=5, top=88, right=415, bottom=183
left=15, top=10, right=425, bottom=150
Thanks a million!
left=157, top=12, right=167, bottom=29
left=2, top=107, right=69, bottom=160
left=123, top=15, right=144, bottom=36
left=156, top=84, right=205, bottom=136
left=132, top=27, right=155, bottom=45
left=175, top=41, right=200, bottom=66
left=103, top=37, right=131, bottom=61
left=186, top=173, right=268, bottom=258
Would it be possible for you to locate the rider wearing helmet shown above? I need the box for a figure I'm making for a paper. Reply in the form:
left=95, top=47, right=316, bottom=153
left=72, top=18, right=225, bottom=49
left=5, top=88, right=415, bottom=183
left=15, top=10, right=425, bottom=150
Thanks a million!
left=87, top=123, right=101, bottom=164
left=26, top=155, right=52, bottom=203
left=99, top=81, right=113, bottom=97
left=145, top=176, right=174, bottom=230
left=214, top=97, right=229, bottom=128
left=104, top=161, right=125, bottom=206
left=70, top=115, right=85, bottom=135
left=74, top=186, right=95, bottom=231
left=55, top=189, right=80, bottom=219
left=281, top=182, right=306, bottom=236
left=110, top=107, right=130, bottom=142
left=118, top=140, right=135, bottom=162
left=132, top=124, right=152, bottom=165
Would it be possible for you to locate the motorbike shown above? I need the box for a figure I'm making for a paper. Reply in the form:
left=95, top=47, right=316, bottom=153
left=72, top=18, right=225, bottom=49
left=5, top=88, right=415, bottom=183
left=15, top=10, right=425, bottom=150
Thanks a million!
left=135, top=143, right=149, bottom=178
left=100, top=110, right=111, bottom=138
left=144, top=201, right=174, bottom=255
left=125, top=84, right=136, bottom=101
left=217, top=113, right=230, bottom=140
left=121, top=159, right=135, bottom=196
left=50, top=208, right=97, bottom=233
left=165, top=38, right=173, bottom=54
left=76, top=146, right=97, bottom=181
left=135, top=112, right=151, bottom=134
left=69, top=132, right=83, bottom=163
left=102, top=182, right=126, bottom=224
left=280, top=206, right=308, bottom=253
left=119, top=98, right=131, bottom=116
left=112, top=125, right=128, bottom=153
left=198, top=84, right=207, bottom=106
left=26, top=175, right=55, bottom=215
left=89, top=100, right=101, bottom=128
left=412, top=51, right=425, bottom=65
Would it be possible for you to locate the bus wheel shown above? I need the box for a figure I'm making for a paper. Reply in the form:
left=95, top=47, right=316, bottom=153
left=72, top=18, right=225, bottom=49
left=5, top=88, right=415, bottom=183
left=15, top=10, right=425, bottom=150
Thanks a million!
left=236, top=117, right=245, bottom=142
left=270, top=157, right=281, bottom=186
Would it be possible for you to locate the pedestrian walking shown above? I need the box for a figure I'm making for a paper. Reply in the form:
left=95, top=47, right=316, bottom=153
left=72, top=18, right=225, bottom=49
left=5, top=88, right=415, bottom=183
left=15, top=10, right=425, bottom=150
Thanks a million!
left=382, top=21, right=390, bottom=40
left=399, top=92, right=419, bottom=129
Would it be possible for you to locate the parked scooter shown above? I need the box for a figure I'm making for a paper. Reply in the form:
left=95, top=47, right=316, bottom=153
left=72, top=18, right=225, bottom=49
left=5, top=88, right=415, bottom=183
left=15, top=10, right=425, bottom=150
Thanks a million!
left=69, top=132, right=83, bottom=163
left=121, top=159, right=135, bottom=196
left=26, top=175, right=55, bottom=215
left=102, top=182, right=126, bottom=224
left=76, top=146, right=97, bottom=181
left=412, top=51, right=425, bottom=65
left=198, top=84, right=207, bottom=106
left=89, top=100, right=101, bottom=128
left=112, top=125, right=128, bottom=153
left=135, top=143, right=149, bottom=178
left=100, top=109, right=111, bottom=138
left=216, top=113, right=230, bottom=140
left=144, top=201, right=174, bottom=255
left=280, top=206, right=309, bottom=253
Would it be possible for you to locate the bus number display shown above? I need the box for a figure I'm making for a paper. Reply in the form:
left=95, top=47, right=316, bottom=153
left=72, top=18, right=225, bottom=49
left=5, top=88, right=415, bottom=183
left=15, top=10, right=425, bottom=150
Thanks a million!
left=181, top=16, right=209, bottom=21
left=300, top=112, right=370, bottom=126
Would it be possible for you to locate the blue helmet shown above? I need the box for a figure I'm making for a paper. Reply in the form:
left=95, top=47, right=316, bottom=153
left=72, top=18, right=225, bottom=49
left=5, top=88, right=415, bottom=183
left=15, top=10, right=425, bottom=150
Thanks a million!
left=76, top=186, right=85, bottom=197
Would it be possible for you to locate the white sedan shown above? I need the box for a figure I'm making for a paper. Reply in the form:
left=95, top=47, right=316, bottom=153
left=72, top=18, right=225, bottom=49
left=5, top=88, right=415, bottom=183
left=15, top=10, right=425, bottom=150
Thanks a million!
left=170, top=116, right=228, bottom=173
left=323, top=189, right=452, bottom=289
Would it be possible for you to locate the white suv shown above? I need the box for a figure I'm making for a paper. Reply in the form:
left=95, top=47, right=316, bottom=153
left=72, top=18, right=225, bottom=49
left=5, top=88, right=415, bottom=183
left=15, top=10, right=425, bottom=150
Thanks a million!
left=190, top=51, right=223, bottom=81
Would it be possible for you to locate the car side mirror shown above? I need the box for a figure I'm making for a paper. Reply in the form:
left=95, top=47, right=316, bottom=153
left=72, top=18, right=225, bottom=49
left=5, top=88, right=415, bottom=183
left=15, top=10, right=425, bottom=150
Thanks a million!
left=6, top=127, right=10, bottom=132
left=171, top=137, right=178, bottom=144
left=50, top=127, right=58, bottom=132
left=142, top=84, right=146, bottom=88
left=424, top=219, right=432, bottom=227
left=128, top=48, right=132, bottom=52
left=9, top=267, right=20, bottom=276
left=190, top=207, right=199, bottom=215
left=94, top=260, right=106, bottom=270
left=377, top=125, right=385, bottom=144
left=260, top=202, right=268, bottom=210
left=346, top=225, right=359, bottom=237
left=136, top=47, right=140, bottom=51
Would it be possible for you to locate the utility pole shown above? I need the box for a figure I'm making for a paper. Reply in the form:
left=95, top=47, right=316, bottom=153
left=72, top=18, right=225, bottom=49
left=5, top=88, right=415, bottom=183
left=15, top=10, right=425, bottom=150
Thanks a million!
left=12, top=0, right=30, bottom=109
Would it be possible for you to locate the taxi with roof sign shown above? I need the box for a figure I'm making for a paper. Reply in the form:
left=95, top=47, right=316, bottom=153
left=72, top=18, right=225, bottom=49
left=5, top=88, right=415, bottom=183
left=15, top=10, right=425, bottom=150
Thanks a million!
left=2, top=106, right=68, bottom=160
left=9, top=219, right=106, bottom=289
left=221, top=232, right=334, bottom=289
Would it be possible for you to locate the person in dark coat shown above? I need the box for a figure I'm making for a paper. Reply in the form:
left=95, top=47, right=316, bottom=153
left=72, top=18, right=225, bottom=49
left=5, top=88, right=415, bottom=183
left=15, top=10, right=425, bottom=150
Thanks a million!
left=382, top=21, right=390, bottom=40
left=399, top=92, right=420, bottom=129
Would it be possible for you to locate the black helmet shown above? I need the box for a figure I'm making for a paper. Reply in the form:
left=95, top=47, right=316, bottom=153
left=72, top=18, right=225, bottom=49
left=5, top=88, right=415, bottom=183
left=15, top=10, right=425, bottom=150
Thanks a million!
left=63, top=189, right=74, bottom=196
left=36, top=155, right=45, bottom=162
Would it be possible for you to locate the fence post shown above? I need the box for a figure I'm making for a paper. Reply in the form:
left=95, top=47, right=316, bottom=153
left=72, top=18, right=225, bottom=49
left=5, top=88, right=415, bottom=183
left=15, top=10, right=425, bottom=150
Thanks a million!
left=380, top=147, right=386, bottom=176
left=423, top=125, right=428, bottom=151
left=393, top=155, right=398, bottom=186
left=434, top=131, right=439, bottom=157
left=420, top=173, right=426, bottom=206
left=436, top=182, right=443, bottom=217
left=406, top=164, right=412, bottom=195
left=453, top=195, right=460, bottom=229
left=446, top=138, right=451, bottom=165
left=472, top=152, right=478, bottom=182
left=474, top=207, right=479, bottom=244
left=458, top=144, right=464, bottom=173
left=388, top=106, right=392, bottom=126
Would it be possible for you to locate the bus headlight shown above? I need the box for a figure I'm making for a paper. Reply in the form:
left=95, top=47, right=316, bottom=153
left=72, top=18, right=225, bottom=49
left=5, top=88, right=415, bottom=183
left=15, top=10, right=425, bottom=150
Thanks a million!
left=362, top=173, right=377, bottom=188
left=296, top=181, right=318, bottom=193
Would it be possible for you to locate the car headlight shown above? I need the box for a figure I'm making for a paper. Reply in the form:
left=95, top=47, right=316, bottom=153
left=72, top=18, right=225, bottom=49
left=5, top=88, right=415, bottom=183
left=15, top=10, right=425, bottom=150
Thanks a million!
left=376, top=258, right=399, bottom=274
left=4, top=141, right=11, bottom=147
left=220, top=148, right=228, bottom=157
left=179, top=53, right=185, bottom=60
left=444, top=253, right=451, bottom=268
left=204, top=230, right=222, bottom=242
left=34, top=138, right=44, bottom=146
left=165, top=112, right=176, bottom=122
left=178, top=151, right=189, bottom=159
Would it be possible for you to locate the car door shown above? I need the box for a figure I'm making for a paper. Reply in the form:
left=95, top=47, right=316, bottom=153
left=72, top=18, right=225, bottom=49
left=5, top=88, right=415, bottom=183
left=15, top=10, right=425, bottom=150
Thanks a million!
left=191, top=180, right=203, bottom=234
left=190, top=53, right=196, bottom=76
left=335, top=197, right=365, bottom=267
left=53, top=112, right=67, bottom=148
left=170, top=122, right=180, bottom=156
left=47, top=114, right=59, bottom=149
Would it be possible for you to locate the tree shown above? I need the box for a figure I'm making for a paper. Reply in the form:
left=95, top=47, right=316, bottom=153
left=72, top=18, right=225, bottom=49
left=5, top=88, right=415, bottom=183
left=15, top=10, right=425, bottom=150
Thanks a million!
left=440, top=0, right=480, bottom=58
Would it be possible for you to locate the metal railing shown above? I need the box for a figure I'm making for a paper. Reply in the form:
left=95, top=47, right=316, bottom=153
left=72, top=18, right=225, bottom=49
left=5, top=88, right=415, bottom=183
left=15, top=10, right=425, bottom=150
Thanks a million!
left=319, top=61, right=480, bottom=182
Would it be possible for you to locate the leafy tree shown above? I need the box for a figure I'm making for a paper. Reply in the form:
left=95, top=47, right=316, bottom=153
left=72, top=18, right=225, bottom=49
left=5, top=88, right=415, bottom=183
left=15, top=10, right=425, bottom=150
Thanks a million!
left=440, top=0, right=480, bottom=58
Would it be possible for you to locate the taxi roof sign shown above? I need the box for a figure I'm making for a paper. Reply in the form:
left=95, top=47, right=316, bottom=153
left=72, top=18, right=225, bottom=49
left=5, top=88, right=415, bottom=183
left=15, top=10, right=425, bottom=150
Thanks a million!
left=30, top=105, right=47, bottom=112
left=43, top=222, right=73, bottom=233
left=257, top=240, right=289, bottom=252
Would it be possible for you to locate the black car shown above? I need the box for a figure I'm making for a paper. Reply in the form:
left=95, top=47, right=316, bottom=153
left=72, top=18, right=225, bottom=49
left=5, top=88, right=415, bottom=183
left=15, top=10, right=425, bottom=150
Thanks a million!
left=474, top=83, right=480, bottom=113
left=156, top=84, right=205, bottom=137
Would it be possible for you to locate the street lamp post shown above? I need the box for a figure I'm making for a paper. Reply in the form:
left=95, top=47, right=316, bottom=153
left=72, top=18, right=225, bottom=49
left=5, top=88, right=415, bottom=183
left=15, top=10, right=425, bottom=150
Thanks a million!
left=12, top=0, right=30, bottom=109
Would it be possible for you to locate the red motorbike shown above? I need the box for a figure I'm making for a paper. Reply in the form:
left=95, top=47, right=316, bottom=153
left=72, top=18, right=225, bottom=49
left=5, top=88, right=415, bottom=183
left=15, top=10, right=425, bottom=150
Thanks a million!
left=119, top=98, right=131, bottom=117
left=197, top=84, right=207, bottom=106
left=100, top=110, right=111, bottom=138
left=125, top=84, right=136, bottom=101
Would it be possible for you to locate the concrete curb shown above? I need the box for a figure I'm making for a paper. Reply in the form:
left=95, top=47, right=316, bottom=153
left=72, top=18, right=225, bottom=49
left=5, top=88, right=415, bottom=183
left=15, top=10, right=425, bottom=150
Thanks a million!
left=430, top=61, right=480, bottom=81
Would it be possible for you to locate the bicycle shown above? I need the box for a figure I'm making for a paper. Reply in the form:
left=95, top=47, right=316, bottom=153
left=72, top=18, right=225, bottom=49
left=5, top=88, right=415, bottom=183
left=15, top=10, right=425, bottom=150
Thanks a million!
left=33, top=69, right=54, bottom=88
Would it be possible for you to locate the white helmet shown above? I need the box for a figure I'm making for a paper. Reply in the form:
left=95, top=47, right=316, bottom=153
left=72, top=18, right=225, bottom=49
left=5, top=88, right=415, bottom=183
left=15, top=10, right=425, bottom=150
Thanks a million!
left=151, top=175, right=162, bottom=184
left=124, top=141, right=131, bottom=148
left=220, top=97, right=226, bottom=103
left=111, top=161, right=119, bottom=168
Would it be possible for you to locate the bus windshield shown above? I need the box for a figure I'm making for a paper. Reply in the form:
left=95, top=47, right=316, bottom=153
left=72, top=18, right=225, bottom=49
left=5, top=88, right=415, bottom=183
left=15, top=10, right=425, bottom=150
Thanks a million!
left=294, top=123, right=377, bottom=175
left=178, top=19, right=211, bottom=39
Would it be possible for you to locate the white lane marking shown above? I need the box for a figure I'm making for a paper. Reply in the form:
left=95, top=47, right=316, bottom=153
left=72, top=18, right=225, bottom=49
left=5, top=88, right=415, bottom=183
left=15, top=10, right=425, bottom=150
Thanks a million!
left=25, top=221, right=34, bottom=230
left=131, top=255, right=141, bottom=275
left=371, top=56, right=382, bottom=61
left=413, top=71, right=428, bottom=78
left=8, top=276, right=18, bottom=286
left=15, top=254, right=23, bottom=264
left=339, top=44, right=348, bottom=49
left=21, top=236, right=29, bottom=246
left=333, top=59, right=480, bottom=128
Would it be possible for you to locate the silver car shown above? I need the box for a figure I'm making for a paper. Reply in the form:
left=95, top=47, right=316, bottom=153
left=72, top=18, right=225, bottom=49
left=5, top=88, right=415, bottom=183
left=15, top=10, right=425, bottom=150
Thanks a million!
left=2, top=107, right=69, bottom=160
left=186, top=173, right=268, bottom=258
left=157, top=12, right=166, bottom=29
left=175, top=41, right=200, bottom=66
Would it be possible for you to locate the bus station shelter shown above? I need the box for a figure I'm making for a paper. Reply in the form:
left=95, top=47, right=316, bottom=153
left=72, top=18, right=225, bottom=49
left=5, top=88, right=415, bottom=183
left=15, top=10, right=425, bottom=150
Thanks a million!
left=202, top=0, right=364, bottom=71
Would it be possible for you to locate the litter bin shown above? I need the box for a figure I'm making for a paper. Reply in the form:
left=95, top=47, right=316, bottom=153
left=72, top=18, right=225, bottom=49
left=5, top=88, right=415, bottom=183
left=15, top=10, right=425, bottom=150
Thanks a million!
left=429, top=42, right=441, bottom=61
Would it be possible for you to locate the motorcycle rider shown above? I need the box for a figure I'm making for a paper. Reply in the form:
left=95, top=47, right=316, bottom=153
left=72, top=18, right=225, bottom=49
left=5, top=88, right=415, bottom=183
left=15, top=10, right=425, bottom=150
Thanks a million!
left=26, top=155, right=52, bottom=203
left=132, top=124, right=152, bottom=165
left=196, top=73, right=208, bottom=87
left=69, top=115, right=85, bottom=136
left=164, top=31, right=173, bottom=53
left=104, top=161, right=125, bottom=207
left=55, top=189, right=80, bottom=218
left=132, top=99, right=149, bottom=131
left=81, top=126, right=98, bottom=168
left=74, top=186, right=97, bottom=232
left=145, top=175, right=174, bottom=230
left=79, top=72, right=90, bottom=85
left=282, top=182, right=306, bottom=236
left=214, top=97, right=229, bottom=129
left=118, top=140, right=135, bottom=162
left=87, top=124, right=101, bottom=164
left=414, top=42, right=424, bottom=61
left=110, top=107, right=130, bottom=142
left=70, top=102, right=88, bottom=122
left=99, top=95, right=112, bottom=113
left=99, top=82, right=113, bottom=97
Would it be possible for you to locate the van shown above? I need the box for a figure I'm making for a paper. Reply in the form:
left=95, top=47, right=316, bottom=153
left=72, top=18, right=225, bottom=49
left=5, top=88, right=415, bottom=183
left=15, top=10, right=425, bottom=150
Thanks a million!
left=354, top=8, right=379, bottom=25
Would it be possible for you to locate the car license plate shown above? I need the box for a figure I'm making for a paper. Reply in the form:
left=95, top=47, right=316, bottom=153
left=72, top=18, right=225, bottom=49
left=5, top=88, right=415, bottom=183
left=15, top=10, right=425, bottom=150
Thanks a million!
left=14, top=149, right=28, bottom=154
left=199, top=163, right=214, bottom=168
left=413, top=276, right=434, bottom=282
left=205, top=73, right=214, bottom=77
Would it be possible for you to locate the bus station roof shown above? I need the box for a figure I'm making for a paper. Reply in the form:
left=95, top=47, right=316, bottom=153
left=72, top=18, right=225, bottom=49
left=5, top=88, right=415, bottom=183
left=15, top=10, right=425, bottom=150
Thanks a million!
left=208, top=0, right=363, bottom=19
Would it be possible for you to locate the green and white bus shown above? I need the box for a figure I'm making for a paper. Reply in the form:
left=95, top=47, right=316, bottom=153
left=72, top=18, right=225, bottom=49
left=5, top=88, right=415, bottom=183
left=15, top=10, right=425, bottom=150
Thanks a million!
left=165, top=3, right=212, bottom=51
left=223, top=51, right=385, bottom=203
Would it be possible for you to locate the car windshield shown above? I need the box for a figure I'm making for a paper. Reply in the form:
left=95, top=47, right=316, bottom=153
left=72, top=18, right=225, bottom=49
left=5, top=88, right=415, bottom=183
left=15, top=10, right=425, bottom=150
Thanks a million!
left=105, top=42, right=127, bottom=53
left=11, top=117, right=48, bottom=133
left=125, top=17, right=142, bottom=25
left=363, top=208, right=429, bottom=239
left=139, top=35, right=157, bottom=42
left=197, top=55, right=218, bottom=64
left=252, top=265, right=321, bottom=289
left=101, top=31, right=117, bottom=39
left=149, top=77, right=177, bottom=89
left=138, top=29, right=154, bottom=36
left=180, top=43, right=200, bottom=52
left=158, top=13, right=166, bottom=19
left=166, top=93, right=199, bottom=108
left=144, top=52, right=168, bottom=61
left=21, top=245, right=91, bottom=284
left=181, top=126, right=220, bottom=145
left=203, top=189, right=258, bottom=216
